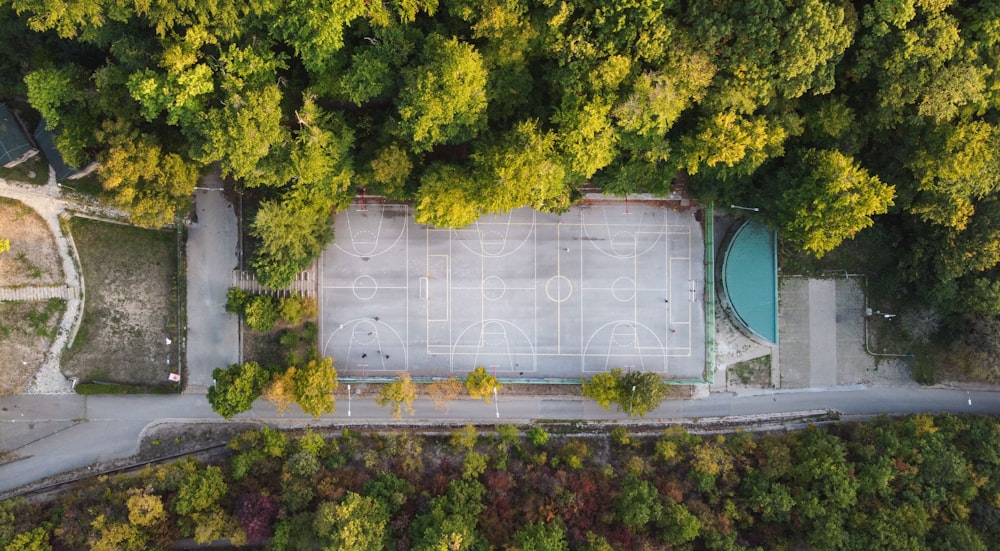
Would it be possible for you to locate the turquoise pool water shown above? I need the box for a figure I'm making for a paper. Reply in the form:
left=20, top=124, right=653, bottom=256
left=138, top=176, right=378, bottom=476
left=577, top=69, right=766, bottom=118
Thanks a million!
left=722, top=221, right=778, bottom=344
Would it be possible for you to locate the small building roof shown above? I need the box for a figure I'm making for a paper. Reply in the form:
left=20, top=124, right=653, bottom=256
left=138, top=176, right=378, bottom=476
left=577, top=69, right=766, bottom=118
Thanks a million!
left=0, top=103, right=35, bottom=166
left=33, top=119, right=78, bottom=180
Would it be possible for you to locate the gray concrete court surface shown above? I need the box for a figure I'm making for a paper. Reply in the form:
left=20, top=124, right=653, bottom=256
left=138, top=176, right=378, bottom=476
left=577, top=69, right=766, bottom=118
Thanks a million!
left=184, top=169, right=240, bottom=390
left=320, top=201, right=706, bottom=380
left=778, top=276, right=909, bottom=388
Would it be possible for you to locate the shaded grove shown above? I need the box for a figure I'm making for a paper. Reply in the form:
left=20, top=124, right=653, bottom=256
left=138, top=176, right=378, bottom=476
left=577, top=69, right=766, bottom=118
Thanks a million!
left=2, top=414, right=998, bottom=550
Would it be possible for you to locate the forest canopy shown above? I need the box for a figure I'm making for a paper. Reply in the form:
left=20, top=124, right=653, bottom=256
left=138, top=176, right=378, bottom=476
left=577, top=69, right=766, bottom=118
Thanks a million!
left=3, top=0, right=1000, bottom=322
left=2, top=414, right=998, bottom=550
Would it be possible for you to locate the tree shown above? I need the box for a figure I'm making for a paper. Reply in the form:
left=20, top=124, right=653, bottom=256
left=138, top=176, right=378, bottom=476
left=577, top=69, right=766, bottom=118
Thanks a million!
left=410, top=479, right=486, bottom=551
left=376, top=372, right=417, bottom=419
left=174, top=465, right=228, bottom=516
left=687, top=0, right=856, bottom=112
left=413, top=164, right=483, bottom=228
left=428, top=376, right=462, bottom=411
left=465, top=366, right=498, bottom=403
left=615, top=474, right=662, bottom=530
left=314, top=493, right=388, bottom=551
left=397, top=34, right=488, bottom=151
left=126, top=489, right=166, bottom=528
left=475, top=120, right=572, bottom=215
left=511, top=521, right=569, bottom=551
left=3, top=528, right=50, bottom=551
left=906, top=120, right=1000, bottom=230
left=582, top=369, right=669, bottom=416
left=777, top=148, right=895, bottom=257
left=292, top=357, right=338, bottom=417
left=95, top=119, right=200, bottom=228
left=207, top=362, right=271, bottom=419
left=243, top=294, right=280, bottom=332
left=619, top=371, right=669, bottom=417
left=191, top=83, right=289, bottom=187
left=264, top=367, right=297, bottom=413
left=88, top=515, right=146, bottom=551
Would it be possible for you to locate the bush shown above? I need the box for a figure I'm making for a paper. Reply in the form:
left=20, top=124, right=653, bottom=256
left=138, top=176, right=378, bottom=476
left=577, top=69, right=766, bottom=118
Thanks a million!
left=244, top=295, right=280, bottom=332
left=225, top=287, right=251, bottom=315
left=278, top=293, right=317, bottom=324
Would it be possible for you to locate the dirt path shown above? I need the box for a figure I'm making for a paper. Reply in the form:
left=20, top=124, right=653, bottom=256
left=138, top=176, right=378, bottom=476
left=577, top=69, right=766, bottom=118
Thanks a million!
left=0, top=178, right=127, bottom=394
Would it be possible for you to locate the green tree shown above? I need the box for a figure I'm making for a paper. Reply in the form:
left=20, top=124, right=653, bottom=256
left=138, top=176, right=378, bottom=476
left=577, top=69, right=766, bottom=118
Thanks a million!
left=314, top=493, right=388, bottom=551
left=3, top=528, right=50, bottom=551
left=465, top=366, right=499, bottom=404
left=615, top=474, right=662, bottom=530
left=207, top=362, right=271, bottom=419
left=243, top=294, right=280, bottom=332
left=777, top=148, right=895, bottom=257
left=476, top=120, right=572, bottom=215
left=413, top=164, right=482, bottom=228
left=376, top=372, right=417, bottom=419
left=95, top=119, right=200, bottom=228
left=174, top=464, right=228, bottom=516
left=293, top=357, right=338, bottom=417
left=582, top=369, right=669, bottom=416
left=191, top=83, right=289, bottom=188
left=620, top=371, right=669, bottom=417
left=687, top=0, right=856, bottom=112
left=410, top=479, right=485, bottom=551
left=511, top=521, right=568, bottom=551
left=397, top=34, right=488, bottom=151
left=580, top=369, right=622, bottom=409
left=906, top=120, right=1000, bottom=230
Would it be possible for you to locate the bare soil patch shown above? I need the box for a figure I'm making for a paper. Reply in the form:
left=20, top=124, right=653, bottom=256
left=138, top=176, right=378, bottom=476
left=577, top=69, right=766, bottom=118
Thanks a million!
left=0, top=300, right=65, bottom=395
left=62, top=217, right=177, bottom=385
left=0, top=197, right=63, bottom=286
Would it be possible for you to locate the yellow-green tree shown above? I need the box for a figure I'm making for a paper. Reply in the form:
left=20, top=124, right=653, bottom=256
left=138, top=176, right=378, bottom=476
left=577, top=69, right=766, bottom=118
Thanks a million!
left=777, top=148, right=895, bottom=257
left=465, top=366, right=498, bottom=404
left=292, top=357, right=338, bottom=417
left=376, top=373, right=417, bottom=419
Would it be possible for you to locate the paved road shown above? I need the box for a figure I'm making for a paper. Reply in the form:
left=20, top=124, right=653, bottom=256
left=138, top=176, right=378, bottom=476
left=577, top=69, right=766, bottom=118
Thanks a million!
left=185, top=169, right=240, bottom=390
left=1, top=386, right=997, bottom=495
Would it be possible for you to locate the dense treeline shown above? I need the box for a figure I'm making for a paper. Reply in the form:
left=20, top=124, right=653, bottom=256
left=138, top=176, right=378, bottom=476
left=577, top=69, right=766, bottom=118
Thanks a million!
left=2, top=414, right=998, bottom=550
left=2, top=0, right=1000, bottom=332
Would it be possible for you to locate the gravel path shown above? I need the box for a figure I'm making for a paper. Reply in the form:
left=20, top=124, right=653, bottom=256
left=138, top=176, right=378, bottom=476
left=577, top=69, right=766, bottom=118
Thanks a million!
left=0, top=178, right=127, bottom=394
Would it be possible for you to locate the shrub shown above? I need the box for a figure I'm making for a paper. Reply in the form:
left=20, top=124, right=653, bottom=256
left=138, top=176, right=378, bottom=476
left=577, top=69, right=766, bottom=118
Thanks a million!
left=244, top=295, right=280, bottom=332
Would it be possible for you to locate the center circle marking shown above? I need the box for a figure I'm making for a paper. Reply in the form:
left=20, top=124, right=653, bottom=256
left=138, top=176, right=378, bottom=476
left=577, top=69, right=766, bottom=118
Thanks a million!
left=482, top=276, right=506, bottom=300
left=352, top=275, right=377, bottom=300
left=611, top=277, right=635, bottom=302
left=545, top=276, right=573, bottom=303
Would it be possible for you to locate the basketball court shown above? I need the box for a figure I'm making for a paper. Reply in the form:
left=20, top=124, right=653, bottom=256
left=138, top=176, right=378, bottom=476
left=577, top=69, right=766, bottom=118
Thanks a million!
left=319, top=201, right=706, bottom=380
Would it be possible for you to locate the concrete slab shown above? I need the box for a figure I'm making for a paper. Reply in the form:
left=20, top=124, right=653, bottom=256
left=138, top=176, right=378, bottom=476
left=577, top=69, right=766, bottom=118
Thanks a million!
left=779, top=276, right=889, bottom=389
left=320, top=202, right=706, bottom=380
left=185, top=169, right=240, bottom=389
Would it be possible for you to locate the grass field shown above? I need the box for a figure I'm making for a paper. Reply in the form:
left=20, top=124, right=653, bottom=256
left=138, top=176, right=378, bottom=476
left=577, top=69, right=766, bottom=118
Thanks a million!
left=62, top=217, right=178, bottom=386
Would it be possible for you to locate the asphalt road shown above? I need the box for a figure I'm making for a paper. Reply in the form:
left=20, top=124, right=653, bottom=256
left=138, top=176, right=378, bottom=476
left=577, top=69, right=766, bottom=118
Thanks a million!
left=1, top=386, right=997, bottom=495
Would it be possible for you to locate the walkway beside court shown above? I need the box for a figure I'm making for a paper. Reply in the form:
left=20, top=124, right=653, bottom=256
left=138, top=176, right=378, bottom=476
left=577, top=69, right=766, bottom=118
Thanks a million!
left=184, top=168, right=240, bottom=392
